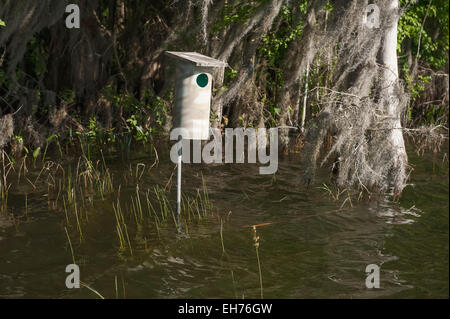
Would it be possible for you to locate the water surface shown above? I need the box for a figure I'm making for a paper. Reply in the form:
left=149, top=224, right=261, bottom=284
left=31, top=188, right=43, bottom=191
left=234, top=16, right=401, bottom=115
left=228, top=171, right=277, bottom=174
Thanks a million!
left=0, top=143, right=448, bottom=298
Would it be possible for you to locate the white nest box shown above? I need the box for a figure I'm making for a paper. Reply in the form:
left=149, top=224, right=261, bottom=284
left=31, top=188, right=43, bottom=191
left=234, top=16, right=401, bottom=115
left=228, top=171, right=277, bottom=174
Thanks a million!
left=165, top=51, right=228, bottom=140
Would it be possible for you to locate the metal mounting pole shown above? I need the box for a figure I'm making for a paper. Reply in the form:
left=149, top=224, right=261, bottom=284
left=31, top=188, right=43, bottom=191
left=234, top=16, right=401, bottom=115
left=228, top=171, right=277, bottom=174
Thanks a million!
left=177, top=138, right=182, bottom=216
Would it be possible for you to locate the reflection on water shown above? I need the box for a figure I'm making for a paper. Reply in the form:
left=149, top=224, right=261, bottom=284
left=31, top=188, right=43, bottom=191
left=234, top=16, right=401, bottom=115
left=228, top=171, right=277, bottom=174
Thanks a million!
left=0, top=143, right=448, bottom=298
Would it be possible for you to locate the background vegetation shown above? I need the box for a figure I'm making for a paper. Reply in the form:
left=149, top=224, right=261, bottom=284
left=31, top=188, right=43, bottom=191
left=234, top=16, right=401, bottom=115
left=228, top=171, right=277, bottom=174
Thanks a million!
left=0, top=0, right=448, bottom=193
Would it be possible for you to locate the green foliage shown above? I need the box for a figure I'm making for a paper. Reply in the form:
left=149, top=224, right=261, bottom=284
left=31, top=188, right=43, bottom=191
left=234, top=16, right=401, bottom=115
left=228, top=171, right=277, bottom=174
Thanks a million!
left=42, top=134, right=63, bottom=162
left=255, top=0, right=310, bottom=126
left=299, top=0, right=308, bottom=14
left=60, top=89, right=76, bottom=105
left=225, top=68, right=238, bottom=81
left=102, top=84, right=143, bottom=115
left=399, top=0, right=449, bottom=69
left=211, top=1, right=264, bottom=34
left=141, top=89, right=169, bottom=128
left=13, top=135, right=28, bottom=155
left=99, top=85, right=171, bottom=145
left=32, top=147, right=41, bottom=167
left=126, top=115, right=150, bottom=144
left=25, top=36, right=49, bottom=78
left=409, top=72, right=431, bottom=101
left=259, top=4, right=304, bottom=67
left=87, top=116, right=101, bottom=142
left=398, top=0, right=448, bottom=126
left=0, top=19, right=5, bottom=27
left=83, top=116, right=117, bottom=146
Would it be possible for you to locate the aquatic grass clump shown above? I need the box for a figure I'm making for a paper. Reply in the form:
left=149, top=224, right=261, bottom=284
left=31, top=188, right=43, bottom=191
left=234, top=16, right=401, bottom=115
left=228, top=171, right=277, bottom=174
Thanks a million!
left=0, top=150, right=13, bottom=216
left=148, top=182, right=211, bottom=227
left=318, top=183, right=359, bottom=208
left=42, top=134, right=63, bottom=164
left=153, top=185, right=174, bottom=223
left=110, top=178, right=215, bottom=256
left=2, top=142, right=215, bottom=261
left=113, top=199, right=133, bottom=256
left=180, top=176, right=211, bottom=223
left=74, top=155, right=114, bottom=200
left=252, top=226, right=264, bottom=299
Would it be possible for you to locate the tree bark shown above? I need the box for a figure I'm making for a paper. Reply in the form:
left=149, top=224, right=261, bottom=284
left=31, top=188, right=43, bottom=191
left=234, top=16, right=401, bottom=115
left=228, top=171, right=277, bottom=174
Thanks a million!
left=380, top=0, right=408, bottom=195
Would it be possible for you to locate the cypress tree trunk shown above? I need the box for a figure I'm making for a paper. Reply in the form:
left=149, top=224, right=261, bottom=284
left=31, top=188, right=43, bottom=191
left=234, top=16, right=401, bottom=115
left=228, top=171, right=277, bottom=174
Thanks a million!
left=379, top=0, right=408, bottom=195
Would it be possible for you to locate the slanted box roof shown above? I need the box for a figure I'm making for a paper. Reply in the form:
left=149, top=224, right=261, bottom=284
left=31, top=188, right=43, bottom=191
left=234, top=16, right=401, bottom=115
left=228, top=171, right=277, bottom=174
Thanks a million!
left=165, top=51, right=228, bottom=68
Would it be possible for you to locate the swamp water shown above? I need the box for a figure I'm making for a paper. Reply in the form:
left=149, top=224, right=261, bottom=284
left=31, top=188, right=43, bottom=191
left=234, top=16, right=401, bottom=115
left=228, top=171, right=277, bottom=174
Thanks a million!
left=0, top=142, right=448, bottom=298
